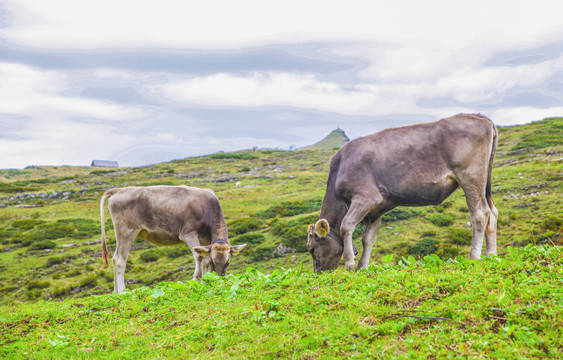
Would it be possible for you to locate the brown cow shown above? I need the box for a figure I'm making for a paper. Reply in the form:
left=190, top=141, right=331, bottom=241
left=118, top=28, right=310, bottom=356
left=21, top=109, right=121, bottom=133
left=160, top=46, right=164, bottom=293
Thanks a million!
left=100, top=185, right=246, bottom=293
left=307, top=114, right=498, bottom=272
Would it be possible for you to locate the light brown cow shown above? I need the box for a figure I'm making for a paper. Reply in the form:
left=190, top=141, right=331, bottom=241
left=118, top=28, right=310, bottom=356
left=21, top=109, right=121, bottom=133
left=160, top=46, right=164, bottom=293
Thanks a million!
left=100, top=185, right=246, bottom=293
left=307, top=114, right=498, bottom=272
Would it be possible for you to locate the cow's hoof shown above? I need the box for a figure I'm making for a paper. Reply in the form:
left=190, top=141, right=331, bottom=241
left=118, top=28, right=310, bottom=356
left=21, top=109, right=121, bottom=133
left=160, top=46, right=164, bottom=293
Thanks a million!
left=345, top=261, right=355, bottom=271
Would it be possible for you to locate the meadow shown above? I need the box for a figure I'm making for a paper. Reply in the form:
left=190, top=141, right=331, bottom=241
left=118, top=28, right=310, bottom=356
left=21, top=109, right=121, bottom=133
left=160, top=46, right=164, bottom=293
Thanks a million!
left=0, top=118, right=561, bottom=358
left=0, top=246, right=561, bottom=358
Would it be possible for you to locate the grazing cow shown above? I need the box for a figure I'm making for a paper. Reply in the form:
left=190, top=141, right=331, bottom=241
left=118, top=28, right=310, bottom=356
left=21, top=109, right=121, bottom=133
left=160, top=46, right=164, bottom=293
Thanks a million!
left=307, top=114, right=498, bottom=272
left=100, top=185, right=246, bottom=293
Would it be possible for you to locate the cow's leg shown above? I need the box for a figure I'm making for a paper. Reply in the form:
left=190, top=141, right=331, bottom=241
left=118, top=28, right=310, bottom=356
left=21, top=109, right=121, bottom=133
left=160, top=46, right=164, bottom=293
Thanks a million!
left=462, top=187, right=491, bottom=260
left=485, top=202, right=498, bottom=256
left=179, top=231, right=203, bottom=281
left=357, top=216, right=382, bottom=270
left=340, top=195, right=382, bottom=271
left=112, top=226, right=136, bottom=293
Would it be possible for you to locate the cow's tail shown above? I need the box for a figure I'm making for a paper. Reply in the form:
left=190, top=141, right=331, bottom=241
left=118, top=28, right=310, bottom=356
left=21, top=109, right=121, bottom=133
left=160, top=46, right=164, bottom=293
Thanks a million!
left=100, top=188, right=119, bottom=269
left=485, top=120, right=498, bottom=235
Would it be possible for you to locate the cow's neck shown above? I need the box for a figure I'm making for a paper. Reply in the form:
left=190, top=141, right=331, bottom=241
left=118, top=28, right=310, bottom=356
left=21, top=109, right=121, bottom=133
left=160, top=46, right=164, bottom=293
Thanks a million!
left=212, top=218, right=229, bottom=243
left=202, top=198, right=229, bottom=244
left=319, top=188, right=347, bottom=245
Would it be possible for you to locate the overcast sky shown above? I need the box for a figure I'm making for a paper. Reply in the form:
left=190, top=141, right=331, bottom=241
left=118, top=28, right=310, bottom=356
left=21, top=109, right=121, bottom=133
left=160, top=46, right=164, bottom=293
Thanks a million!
left=1, top=0, right=562, bottom=169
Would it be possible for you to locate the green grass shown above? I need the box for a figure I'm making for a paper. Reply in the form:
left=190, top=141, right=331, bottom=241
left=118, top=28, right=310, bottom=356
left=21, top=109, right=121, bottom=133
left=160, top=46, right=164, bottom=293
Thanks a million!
left=0, top=245, right=560, bottom=359
left=0, top=117, right=561, bottom=307
left=0, top=118, right=561, bottom=357
left=299, top=128, right=350, bottom=150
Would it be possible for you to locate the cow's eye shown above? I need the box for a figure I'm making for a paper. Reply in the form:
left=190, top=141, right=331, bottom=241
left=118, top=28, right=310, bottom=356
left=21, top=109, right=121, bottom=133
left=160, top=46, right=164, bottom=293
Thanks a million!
left=309, top=248, right=315, bottom=257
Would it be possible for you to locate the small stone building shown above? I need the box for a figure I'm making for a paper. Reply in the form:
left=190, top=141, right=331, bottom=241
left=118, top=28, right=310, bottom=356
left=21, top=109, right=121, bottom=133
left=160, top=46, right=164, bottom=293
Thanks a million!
left=91, top=160, right=119, bottom=168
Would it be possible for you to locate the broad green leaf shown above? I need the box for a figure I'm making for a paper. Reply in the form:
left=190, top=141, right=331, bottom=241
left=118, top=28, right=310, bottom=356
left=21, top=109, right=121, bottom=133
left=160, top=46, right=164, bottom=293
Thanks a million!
left=151, top=287, right=165, bottom=298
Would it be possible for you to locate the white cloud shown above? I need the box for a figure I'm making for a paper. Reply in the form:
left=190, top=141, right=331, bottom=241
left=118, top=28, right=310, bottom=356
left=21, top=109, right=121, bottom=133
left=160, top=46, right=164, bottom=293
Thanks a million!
left=156, top=71, right=466, bottom=118
left=492, top=107, right=563, bottom=126
left=432, top=55, right=563, bottom=103
left=154, top=50, right=563, bottom=118
left=157, top=72, right=379, bottom=115
left=1, top=0, right=562, bottom=169
left=0, top=120, right=116, bottom=168
left=1, top=0, right=561, bottom=49
left=0, top=63, right=154, bottom=168
left=0, top=62, right=146, bottom=121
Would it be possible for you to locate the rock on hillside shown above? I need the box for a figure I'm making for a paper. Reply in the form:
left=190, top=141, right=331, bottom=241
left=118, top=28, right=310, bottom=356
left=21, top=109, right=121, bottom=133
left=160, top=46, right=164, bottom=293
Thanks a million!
left=299, top=129, right=350, bottom=151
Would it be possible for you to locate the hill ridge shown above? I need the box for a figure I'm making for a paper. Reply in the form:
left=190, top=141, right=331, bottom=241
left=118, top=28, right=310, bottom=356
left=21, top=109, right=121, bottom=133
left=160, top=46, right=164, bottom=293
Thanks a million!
left=299, top=128, right=350, bottom=151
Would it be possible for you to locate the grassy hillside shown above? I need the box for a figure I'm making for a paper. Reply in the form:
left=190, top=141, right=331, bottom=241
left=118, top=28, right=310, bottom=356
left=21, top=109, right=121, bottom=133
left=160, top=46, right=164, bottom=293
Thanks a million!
left=299, top=128, right=350, bottom=150
left=0, top=166, right=95, bottom=183
left=0, top=118, right=561, bottom=307
left=0, top=245, right=560, bottom=358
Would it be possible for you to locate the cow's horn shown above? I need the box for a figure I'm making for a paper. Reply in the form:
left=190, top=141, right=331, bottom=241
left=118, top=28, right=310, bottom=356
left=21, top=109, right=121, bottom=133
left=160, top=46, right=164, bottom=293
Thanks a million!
left=315, top=219, right=329, bottom=238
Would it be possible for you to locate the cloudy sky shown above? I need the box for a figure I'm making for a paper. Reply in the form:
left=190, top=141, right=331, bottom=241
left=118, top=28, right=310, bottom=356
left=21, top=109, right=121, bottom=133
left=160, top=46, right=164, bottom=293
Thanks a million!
left=1, top=0, right=562, bottom=169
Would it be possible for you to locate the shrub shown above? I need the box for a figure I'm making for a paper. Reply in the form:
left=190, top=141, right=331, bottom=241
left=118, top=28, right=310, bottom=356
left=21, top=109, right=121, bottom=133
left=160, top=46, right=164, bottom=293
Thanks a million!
left=134, top=237, right=146, bottom=246
left=270, top=215, right=318, bottom=252
left=0, top=182, right=39, bottom=194
left=51, top=285, right=69, bottom=298
left=97, top=270, right=113, bottom=282
left=140, top=249, right=160, bottom=263
left=18, top=235, right=35, bottom=247
left=436, top=245, right=460, bottom=260
left=428, top=213, right=454, bottom=227
left=252, top=245, right=277, bottom=261
left=392, top=242, right=410, bottom=251
left=30, top=240, right=56, bottom=251
left=232, top=232, right=265, bottom=245
left=79, top=275, right=97, bottom=288
left=35, top=222, right=75, bottom=240
left=408, top=237, right=439, bottom=257
left=11, top=219, right=45, bottom=230
left=66, top=269, right=82, bottom=277
left=255, top=199, right=321, bottom=219
left=392, top=241, right=410, bottom=259
left=46, top=256, right=63, bottom=267
left=69, top=218, right=98, bottom=238
left=448, top=228, right=473, bottom=245
left=422, top=230, right=437, bottom=237
left=210, top=152, right=258, bottom=160
left=26, top=280, right=51, bottom=290
left=382, top=208, right=422, bottom=222
left=24, top=289, right=43, bottom=300
left=228, top=217, right=263, bottom=235
left=0, top=285, right=18, bottom=295
left=352, top=226, right=363, bottom=240
left=0, top=228, right=15, bottom=243
left=541, top=217, right=562, bottom=232
left=163, top=246, right=189, bottom=259
left=0, top=228, right=23, bottom=244
left=510, top=129, right=562, bottom=150
left=91, top=169, right=117, bottom=175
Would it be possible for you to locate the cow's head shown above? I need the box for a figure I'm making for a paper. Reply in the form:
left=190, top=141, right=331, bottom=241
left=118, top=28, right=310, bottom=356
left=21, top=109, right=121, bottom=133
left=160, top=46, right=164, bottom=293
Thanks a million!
left=193, top=242, right=246, bottom=276
left=307, top=219, right=343, bottom=273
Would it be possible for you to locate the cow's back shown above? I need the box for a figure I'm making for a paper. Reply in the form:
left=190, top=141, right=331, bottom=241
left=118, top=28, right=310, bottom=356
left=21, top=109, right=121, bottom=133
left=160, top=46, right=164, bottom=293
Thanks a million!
left=331, top=114, right=494, bottom=206
left=108, top=185, right=218, bottom=235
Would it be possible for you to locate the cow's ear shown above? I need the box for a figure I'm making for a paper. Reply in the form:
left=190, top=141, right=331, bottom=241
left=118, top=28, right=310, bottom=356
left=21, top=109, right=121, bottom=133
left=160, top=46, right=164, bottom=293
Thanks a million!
left=314, top=219, right=330, bottom=238
left=230, top=244, right=246, bottom=255
left=307, top=224, right=315, bottom=235
left=193, top=245, right=212, bottom=257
